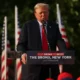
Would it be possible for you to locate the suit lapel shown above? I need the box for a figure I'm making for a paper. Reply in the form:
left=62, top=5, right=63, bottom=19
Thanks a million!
left=32, top=20, right=42, bottom=50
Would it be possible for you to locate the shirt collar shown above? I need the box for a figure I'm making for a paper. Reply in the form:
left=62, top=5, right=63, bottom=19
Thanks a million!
left=37, top=20, right=43, bottom=27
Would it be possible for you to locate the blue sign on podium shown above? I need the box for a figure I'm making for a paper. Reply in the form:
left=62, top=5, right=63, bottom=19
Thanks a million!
left=26, top=50, right=75, bottom=64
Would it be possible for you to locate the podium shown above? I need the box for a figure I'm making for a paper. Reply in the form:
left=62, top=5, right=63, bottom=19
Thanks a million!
left=26, top=50, right=75, bottom=64
left=8, top=50, right=75, bottom=64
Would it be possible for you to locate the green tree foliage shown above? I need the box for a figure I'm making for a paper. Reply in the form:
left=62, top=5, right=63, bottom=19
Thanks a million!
left=0, top=0, right=80, bottom=79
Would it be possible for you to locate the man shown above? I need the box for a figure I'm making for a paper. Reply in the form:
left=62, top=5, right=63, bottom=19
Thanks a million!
left=17, top=3, right=67, bottom=80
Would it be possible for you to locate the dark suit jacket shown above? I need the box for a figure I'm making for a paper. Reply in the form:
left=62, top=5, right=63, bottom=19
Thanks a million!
left=17, top=19, right=67, bottom=52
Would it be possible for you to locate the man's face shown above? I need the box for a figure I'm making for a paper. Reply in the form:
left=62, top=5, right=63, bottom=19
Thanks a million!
left=34, top=7, right=49, bottom=22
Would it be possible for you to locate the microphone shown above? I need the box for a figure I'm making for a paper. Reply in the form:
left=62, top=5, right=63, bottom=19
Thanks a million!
left=42, top=20, right=47, bottom=27
left=42, top=20, right=47, bottom=35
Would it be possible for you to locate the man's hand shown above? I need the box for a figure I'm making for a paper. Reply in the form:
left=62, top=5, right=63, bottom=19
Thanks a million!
left=21, top=53, right=27, bottom=64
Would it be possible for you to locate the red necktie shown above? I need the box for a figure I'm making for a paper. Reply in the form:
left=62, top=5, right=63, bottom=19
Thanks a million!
left=42, top=26, right=49, bottom=50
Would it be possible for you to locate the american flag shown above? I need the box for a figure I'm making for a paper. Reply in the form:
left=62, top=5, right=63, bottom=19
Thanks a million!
left=1, top=27, right=5, bottom=51
left=56, top=4, right=70, bottom=48
left=1, top=16, right=8, bottom=80
left=15, top=5, right=22, bottom=80
left=56, top=4, right=70, bottom=73
left=1, top=16, right=12, bottom=80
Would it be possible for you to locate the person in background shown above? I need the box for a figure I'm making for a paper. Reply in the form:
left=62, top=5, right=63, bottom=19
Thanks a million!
left=57, top=72, right=74, bottom=80
left=77, top=77, right=80, bottom=80
left=17, top=3, right=67, bottom=80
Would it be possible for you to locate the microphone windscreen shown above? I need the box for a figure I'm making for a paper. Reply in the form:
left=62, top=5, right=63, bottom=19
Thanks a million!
left=42, top=20, right=46, bottom=26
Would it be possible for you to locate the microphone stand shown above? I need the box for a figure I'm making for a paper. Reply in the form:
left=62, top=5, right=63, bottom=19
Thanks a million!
left=42, top=21, right=52, bottom=79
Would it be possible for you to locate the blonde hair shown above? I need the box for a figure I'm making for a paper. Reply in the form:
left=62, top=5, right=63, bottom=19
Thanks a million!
left=34, top=3, right=49, bottom=11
